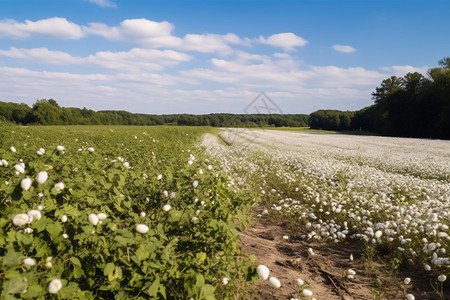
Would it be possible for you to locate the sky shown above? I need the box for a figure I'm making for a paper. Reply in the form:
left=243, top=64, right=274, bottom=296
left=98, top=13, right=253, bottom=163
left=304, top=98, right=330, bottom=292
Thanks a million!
left=0, top=0, right=448, bottom=114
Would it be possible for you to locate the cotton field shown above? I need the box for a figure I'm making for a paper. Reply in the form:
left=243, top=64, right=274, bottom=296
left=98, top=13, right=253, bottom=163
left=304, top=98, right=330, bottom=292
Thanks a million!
left=204, top=129, right=450, bottom=292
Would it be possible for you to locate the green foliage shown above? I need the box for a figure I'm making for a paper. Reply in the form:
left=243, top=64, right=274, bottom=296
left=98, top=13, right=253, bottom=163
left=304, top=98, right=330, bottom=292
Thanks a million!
left=0, top=125, right=257, bottom=299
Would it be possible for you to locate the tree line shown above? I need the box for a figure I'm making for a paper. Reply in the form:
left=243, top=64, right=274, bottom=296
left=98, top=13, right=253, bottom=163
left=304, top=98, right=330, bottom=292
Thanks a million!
left=310, top=57, right=450, bottom=139
left=0, top=99, right=309, bottom=128
left=1, top=57, right=449, bottom=139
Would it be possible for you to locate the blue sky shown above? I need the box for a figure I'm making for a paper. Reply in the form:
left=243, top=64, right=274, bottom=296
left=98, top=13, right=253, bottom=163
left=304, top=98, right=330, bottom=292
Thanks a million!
left=0, top=0, right=448, bottom=114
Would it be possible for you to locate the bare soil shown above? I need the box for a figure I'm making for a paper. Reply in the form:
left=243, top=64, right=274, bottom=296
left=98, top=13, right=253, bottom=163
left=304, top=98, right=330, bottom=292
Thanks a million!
left=239, top=218, right=446, bottom=300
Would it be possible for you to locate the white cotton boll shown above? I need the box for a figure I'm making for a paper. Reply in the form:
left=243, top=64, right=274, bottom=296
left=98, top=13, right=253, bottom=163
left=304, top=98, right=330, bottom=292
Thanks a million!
left=349, top=254, right=354, bottom=261
left=48, top=279, right=62, bottom=294
left=13, top=213, right=29, bottom=226
left=374, top=230, right=382, bottom=238
left=438, top=274, right=447, bottom=282
left=10, top=146, right=16, bottom=152
left=222, top=277, right=230, bottom=285
left=256, top=265, right=270, bottom=280
left=28, top=210, right=41, bottom=220
left=404, top=277, right=411, bottom=284
left=87, top=147, right=95, bottom=152
left=24, top=227, right=33, bottom=233
left=406, top=294, right=415, bottom=300
left=88, top=214, right=99, bottom=225
left=193, top=180, right=198, bottom=188
left=188, top=160, right=193, bottom=165
left=123, top=162, right=130, bottom=168
left=140, top=212, right=146, bottom=217
left=56, top=145, right=64, bottom=152
left=46, top=262, right=52, bottom=268
left=191, top=217, right=198, bottom=222
left=297, top=278, right=304, bottom=286
left=61, top=215, right=68, bottom=222
left=23, top=257, right=35, bottom=266
left=207, top=165, right=212, bottom=170
left=347, top=269, right=356, bottom=276
left=1, top=159, right=8, bottom=166
left=35, top=171, right=48, bottom=184
left=97, top=213, right=107, bottom=220
left=14, top=164, right=25, bottom=174
left=199, top=169, right=203, bottom=175
left=283, top=235, right=289, bottom=240
left=157, top=174, right=162, bottom=180
left=302, top=289, right=313, bottom=297
left=21, top=177, right=32, bottom=191
left=62, top=233, right=68, bottom=239
left=307, top=248, right=315, bottom=256
left=268, top=277, right=281, bottom=288
left=425, top=264, right=431, bottom=271
left=54, top=182, right=65, bottom=192
left=163, top=204, right=171, bottom=212
left=136, top=224, right=149, bottom=234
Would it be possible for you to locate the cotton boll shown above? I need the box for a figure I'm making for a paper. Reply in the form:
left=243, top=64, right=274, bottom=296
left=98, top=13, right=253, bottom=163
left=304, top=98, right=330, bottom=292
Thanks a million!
left=97, top=213, right=107, bottom=220
left=21, top=177, right=32, bottom=191
left=222, top=277, right=230, bottom=285
left=438, top=274, right=447, bottom=282
left=136, top=224, right=149, bottom=234
left=88, top=214, right=99, bottom=225
left=406, top=294, right=415, bottom=300
left=61, top=215, right=68, bottom=222
left=193, top=180, right=198, bottom=188
left=256, top=265, right=270, bottom=280
left=404, top=277, right=411, bottom=284
left=35, top=171, right=48, bottom=184
left=87, top=147, right=95, bottom=152
left=28, top=210, right=41, bottom=220
left=48, top=279, right=62, bottom=294
left=297, top=278, right=304, bottom=286
left=13, top=213, right=29, bottom=226
left=14, top=164, right=25, bottom=174
left=302, top=289, right=313, bottom=297
left=268, top=277, right=281, bottom=288
left=162, top=204, right=171, bottom=212
left=54, top=182, right=65, bottom=192
left=23, top=257, right=36, bottom=267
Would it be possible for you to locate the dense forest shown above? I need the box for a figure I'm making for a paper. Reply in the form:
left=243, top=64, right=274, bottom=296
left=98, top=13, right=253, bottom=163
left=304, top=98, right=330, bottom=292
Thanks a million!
left=1, top=57, right=449, bottom=139
left=0, top=99, right=309, bottom=128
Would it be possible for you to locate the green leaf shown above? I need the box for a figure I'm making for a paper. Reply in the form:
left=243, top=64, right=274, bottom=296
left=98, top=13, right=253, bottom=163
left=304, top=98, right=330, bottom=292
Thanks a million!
left=70, top=256, right=81, bottom=267
left=3, top=247, right=21, bottom=267
left=5, top=278, right=28, bottom=294
left=46, top=222, right=62, bottom=237
left=103, top=262, right=115, bottom=276
left=147, top=276, right=160, bottom=297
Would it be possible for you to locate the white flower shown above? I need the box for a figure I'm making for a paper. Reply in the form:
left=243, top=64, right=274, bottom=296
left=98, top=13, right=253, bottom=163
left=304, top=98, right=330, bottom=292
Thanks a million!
left=54, top=182, right=65, bottom=192
left=28, top=210, right=41, bottom=220
left=23, top=257, right=36, bottom=266
left=48, top=279, right=62, bottom=294
left=157, top=174, right=162, bottom=180
left=438, top=274, right=447, bottom=282
left=97, top=213, right=107, bottom=220
left=61, top=215, right=68, bottom=222
left=13, top=213, right=29, bottom=226
left=10, top=146, right=16, bottom=153
left=256, top=265, right=270, bottom=280
left=136, top=224, right=149, bottom=234
left=193, top=180, right=198, bottom=188
left=56, top=145, right=64, bottom=152
left=268, top=277, right=281, bottom=288
left=222, top=277, right=230, bottom=285
left=406, top=294, right=415, bottom=300
left=88, top=214, right=99, bottom=225
left=14, top=164, right=25, bottom=174
left=35, top=171, right=48, bottom=184
left=297, top=278, right=304, bottom=286
left=62, top=233, right=68, bottom=239
left=302, top=289, right=313, bottom=297
left=404, top=277, right=411, bottom=284
left=87, top=147, right=95, bottom=152
left=21, top=177, right=32, bottom=191
left=162, top=204, right=171, bottom=212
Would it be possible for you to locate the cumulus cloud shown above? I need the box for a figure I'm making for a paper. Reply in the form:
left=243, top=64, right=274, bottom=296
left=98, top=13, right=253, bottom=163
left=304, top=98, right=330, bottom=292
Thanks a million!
left=87, top=0, right=117, bottom=8
left=0, top=47, right=83, bottom=65
left=332, top=44, right=356, bottom=53
left=257, top=33, right=308, bottom=51
left=0, top=17, right=84, bottom=39
left=380, top=65, right=429, bottom=77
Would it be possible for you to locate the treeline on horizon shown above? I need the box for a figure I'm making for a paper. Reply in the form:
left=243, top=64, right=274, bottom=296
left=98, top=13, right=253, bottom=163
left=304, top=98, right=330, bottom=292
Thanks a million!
left=1, top=57, right=449, bottom=140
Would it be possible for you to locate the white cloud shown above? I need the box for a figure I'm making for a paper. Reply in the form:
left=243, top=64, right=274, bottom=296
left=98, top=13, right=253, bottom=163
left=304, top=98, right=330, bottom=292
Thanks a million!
left=0, top=47, right=192, bottom=72
left=87, top=0, right=117, bottom=8
left=332, top=44, right=356, bottom=53
left=0, top=17, right=84, bottom=39
left=257, top=33, right=308, bottom=51
left=380, top=65, right=429, bottom=77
